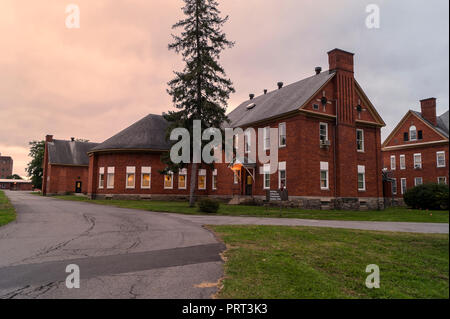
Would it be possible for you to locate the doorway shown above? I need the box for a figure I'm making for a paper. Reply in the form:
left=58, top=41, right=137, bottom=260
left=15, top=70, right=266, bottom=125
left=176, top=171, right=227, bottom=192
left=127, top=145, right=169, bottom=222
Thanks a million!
left=75, top=181, right=82, bottom=193
left=244, top=168, right=254, bottom=196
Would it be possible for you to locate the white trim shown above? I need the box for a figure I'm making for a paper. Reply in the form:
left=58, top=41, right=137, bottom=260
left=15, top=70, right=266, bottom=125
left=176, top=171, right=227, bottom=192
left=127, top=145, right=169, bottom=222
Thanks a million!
left=409, top=125, right=417, bottom=141
left=126, top=166, right=136, bottom=189
left=198, top=169, right=206, bottom=190
left=382, top=140, right=449, bottom=151
left=357, top=165, right=366, bottom=191
left=356, top=129, right=364, bottom=152
left=414, top=177, right=423, bottom=186
left=413, top=153, right=422, bottom=169
left=278, top=122, right=286, bottom=148
left=320, top=161, right=329, bottom=190
left=391, top=178, right=397, bottom=195
left=401, top=178, right=407, bottom=194
left=263, top=126, right=270, bottom=150
left=98, top=167, right=105, bottom=189
left=263, top=164, right=270, bottom=190
left=399, top=155, right=406, bottom=170
left=319, top=122, right=328, bottom=142
left=107, top=167, right=115, bottom=189
left=141, top=166, right=151, bottom=189
left=436, top=151, right=446, bottom=168
left=212, top=169, right=218, bottom=190
left=278, top=162, right=286, bottom=189
left=164, top=171, right=173, bottom=189
left=99, top=167, right=105, bottom=174
left=178, top=168, right=187, bottom=190
left=437, top=176, right=447, bottom=185
left=390, top=155, right=396, bottom=170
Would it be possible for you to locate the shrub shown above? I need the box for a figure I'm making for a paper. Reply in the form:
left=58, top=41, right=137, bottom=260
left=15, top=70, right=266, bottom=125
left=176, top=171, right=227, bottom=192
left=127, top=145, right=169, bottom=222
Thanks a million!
left=403, top=183, right=449, bottom=210
left=197, top=198, right=220, bottom=214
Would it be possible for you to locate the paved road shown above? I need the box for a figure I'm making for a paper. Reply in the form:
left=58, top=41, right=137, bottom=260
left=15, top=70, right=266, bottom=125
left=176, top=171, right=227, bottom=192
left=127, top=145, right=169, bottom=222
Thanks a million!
left=0, top=191, right=447, bottom=299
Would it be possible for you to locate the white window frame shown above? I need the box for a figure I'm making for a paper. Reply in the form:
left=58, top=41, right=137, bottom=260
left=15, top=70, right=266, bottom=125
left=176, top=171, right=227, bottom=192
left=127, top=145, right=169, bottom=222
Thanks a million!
left=107, top=167, right=115, bottom=189
left=391, top=178, right=397, bottom=195
left=390, top=155, right=396, bottom=170
left=141, top=167, right=151, bottom=189
left=356, top=129, right=364, bottom=152
left=178, top=168, right=187, bottom=190
left=244, top=130, right=251, bottom=154
left=212, top=169, right=218, bottom=190
left=263, top=126, right=270, bottom=150
left=164, top=171, right=173, bottom=189
left=198, top=169, right=206, bottom=190
left=126, top=166, right=136, bottom=189
left=357, top=165, right=366, bottom=191
left=436, top=151, right=446, bottom=168
left=437, top=176, right=447, bottom=185
left=263, top=164, right=270, bottom=190
left=401, top=178, right=407, bottom=194
left=320, top=162, right=329, bottom=190
left=278, top=162, right=286, bottom=189
left=98, top=167, right=105, bottom=189
left=400, top=155, right=406, bottom=170
left=413, top=153, right=422, bottom=169
left=279, top=122, right=286, bottom=148
left=414, top=177, right=423, bottom=186
left=319, top=122, right=328, bottom=142
left=409, top=125, right=417, bottom=141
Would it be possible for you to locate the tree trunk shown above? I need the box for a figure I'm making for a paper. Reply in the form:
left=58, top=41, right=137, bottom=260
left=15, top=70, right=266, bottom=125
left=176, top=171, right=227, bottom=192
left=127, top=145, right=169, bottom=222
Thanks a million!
left=189, top=163, right=197, bottom=207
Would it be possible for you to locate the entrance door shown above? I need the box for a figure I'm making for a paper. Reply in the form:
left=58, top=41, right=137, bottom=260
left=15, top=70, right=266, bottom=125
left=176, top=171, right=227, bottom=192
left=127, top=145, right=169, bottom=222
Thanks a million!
left=245, top=169, right=253, bottom=196
left=75, top=181, right=82, bottom=193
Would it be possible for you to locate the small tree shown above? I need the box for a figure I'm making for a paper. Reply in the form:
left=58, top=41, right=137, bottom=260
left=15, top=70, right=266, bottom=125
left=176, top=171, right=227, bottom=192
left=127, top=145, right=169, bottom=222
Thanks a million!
left=26, top=140, right=45, bottom=189
left=164, top=0, right=235, bottom=207
left=6, top=174, right=22, bottom=180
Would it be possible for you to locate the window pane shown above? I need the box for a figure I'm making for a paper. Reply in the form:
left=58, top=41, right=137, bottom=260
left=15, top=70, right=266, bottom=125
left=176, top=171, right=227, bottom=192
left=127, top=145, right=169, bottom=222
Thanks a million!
left=164, top=174, right=172, bottom=188
left=127, top=174, right=135, bottom=187
left=179, top=175, right=186, bottom=189
left=142, top=173, right=150, bottom=187
left=198, top=176, right=206, bottom=189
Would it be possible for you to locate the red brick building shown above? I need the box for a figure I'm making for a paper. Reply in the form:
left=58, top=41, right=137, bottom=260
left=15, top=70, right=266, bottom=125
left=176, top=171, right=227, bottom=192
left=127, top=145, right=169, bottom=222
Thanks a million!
left=0, top=154, right=13, bottom=179
left=0, top=179, right=33, bottom=191
left=42, top=135, right=99, bottom=195
left=382, top=98, right=449, bottom=202
left=86, top=49, right=386, bottom=210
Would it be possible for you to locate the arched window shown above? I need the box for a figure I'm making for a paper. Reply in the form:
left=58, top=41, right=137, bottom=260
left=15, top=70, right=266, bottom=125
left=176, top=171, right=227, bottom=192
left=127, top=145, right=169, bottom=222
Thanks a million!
left=409, top=125, right=417, bottom=141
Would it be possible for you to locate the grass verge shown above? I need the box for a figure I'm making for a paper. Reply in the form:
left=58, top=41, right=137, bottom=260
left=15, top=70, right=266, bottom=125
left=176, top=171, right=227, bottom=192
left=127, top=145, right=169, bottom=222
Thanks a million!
left=210, top=225, right=449, bottom=299
left=53, top=195, right=449, bottom=223
left=0, top=191, right=16, bottom=227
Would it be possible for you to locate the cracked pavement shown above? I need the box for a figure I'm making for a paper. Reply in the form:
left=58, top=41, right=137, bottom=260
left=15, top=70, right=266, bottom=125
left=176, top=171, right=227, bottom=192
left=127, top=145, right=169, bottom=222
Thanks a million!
left=0, top=191, right=224, bottom=299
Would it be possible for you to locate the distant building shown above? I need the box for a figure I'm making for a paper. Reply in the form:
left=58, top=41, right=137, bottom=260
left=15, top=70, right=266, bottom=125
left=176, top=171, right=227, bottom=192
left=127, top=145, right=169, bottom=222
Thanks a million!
left=0, top=154, right=13, bottom=179
left=382, top=98, right=449, bottom=203
left=0, top=179, right=33, bottom=191
left=42, top=135, right=99, bottom=195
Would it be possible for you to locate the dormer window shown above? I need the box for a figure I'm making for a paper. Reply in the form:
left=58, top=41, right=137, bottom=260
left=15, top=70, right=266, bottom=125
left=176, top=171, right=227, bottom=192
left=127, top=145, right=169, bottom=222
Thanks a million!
left=409, top=125, right=417, bottom=141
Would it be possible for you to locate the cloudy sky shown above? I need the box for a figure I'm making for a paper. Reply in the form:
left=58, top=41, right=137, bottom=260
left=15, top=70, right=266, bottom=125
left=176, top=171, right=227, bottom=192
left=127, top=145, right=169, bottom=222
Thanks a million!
left=0, top=0, right=448, bottom=177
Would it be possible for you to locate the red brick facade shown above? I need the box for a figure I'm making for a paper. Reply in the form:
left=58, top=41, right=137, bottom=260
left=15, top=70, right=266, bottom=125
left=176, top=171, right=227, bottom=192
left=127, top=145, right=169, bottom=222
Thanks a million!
left=0, top=155, right=13, bottom=179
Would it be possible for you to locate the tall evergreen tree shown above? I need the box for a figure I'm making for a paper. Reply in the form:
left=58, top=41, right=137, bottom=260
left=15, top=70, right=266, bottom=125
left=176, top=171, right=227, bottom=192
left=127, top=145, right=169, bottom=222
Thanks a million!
left=164, top=0, right=235, bottom=206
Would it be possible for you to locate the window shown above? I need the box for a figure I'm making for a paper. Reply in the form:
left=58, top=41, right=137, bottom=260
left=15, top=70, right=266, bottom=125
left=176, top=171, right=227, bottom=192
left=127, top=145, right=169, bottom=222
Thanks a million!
left=178, top=168, right=187, bottom=189
left=278, top=162, right=286, bottom=189
left=313, top=104, right=319, bottom=110
left=403, top=132, right=409, bottom=141
left=391, top=178, right=397, bottom=195
left=126, top=166, right=136, bottom=189
left=198, top=169, right=206, bottom=190
left=244, top=131, right=251, bottom=154
left=320, top=162, right=329, bottom=190
left=356, top=129, right=364, bottom=152
left=357, top=165, right=366, bottom=191
left=233, top=170, right=240, bottom=184
left=279, top=123, right=286, bottom=147
left=400, top=155, right=406, bottom=170
left=141, top=167, right=151, bottom=189
left=418, top=130, right=423, bottom=140
left=212, top=169, right=217, bottom=190
left=413, top=153, right=422, bottom=169
left=414, top=177, right=423, bottom=186
left=107, top=167, right=115, bottom=189
left=436, top=151, right=446, bottom=167
left=409, top=125, right=417, bottom=141
left=264, top=127, right=270, bottom=150
left=438, top=176, right=447, bottom=185
left=263, top=164, right=270, bottom=189
left=164, top=171, right=173, bottom=189
left=390, top=155, right=396, bottom=170
left=319, top=122, right=328, bottom=142
left=401, top=178, right=407, bottom=194
left=98, top=167, right=105, bottom=189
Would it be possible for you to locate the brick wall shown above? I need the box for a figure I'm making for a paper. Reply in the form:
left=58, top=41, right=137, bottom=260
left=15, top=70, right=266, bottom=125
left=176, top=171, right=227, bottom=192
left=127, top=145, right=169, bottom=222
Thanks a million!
left=0, top=156, right=13, bottom=179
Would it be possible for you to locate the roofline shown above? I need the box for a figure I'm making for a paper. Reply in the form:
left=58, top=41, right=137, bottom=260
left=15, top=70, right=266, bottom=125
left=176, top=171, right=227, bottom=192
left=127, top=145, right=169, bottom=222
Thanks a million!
left=88, top=148, right=170, bottom=155
left=355, top=119, right=385, bottom=127
left=48, top=163, right=89, bottom=167
left=299, top=109, right=337, bottom=120
left=354, top=80, right=386, bottom=126
left=298, top=72, right=336, bottom=112
left=382, top=139, right=449, bottom=151
left=230, top=110, right=301, bottom=129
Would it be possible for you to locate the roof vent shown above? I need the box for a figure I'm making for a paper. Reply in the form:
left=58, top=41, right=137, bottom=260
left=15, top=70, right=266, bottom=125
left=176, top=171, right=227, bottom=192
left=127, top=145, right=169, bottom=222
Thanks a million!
left=71, top=137, right=75, bottom=142
left=264, top=89, right=268, bottom=95
left=315, top=67, right=322, bottom=75
left=246, top=103, right=256, bottom=110
left=277, top=82, right=284, bottom=89
left=249, top=93, right=255, bottom=100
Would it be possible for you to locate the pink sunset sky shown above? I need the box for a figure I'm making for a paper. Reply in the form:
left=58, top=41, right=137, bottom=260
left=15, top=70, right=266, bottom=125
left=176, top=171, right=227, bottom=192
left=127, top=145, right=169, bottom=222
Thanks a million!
left=0, top=0, right=448, bottom=177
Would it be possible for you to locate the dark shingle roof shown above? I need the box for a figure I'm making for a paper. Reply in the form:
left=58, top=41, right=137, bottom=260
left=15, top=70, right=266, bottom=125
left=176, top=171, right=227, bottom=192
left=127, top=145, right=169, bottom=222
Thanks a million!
left=48, top=140, right=99, bottom=166
left=412, top=110, right=449, bottom=138
left=91, top=114, right=171, bottom=152
left=227, top=70, right=335, bottom=127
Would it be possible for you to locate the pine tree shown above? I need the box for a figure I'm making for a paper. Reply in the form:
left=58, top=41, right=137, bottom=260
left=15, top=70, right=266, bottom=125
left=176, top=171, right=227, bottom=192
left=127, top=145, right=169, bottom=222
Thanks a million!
left=164, top=0, right=235, bottom=207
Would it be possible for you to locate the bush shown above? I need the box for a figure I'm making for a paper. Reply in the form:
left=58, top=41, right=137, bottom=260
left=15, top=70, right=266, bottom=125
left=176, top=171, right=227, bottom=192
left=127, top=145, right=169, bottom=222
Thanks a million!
left=197, top=198, right=220, bottom=214
left=403, top=183, right=449, bottom=210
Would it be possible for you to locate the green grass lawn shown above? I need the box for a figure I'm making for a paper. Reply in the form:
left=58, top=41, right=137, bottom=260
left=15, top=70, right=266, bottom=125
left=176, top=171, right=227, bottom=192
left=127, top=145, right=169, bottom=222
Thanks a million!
left=53, top=195, right=449, bottom=223
left=0, top=191, right=16, bottom=227
left=210, top=225, right=449, bottom=299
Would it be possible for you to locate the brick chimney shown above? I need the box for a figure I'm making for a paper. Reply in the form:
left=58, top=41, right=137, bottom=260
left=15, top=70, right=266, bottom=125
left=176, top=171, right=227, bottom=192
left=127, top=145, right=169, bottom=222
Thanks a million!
left=45, top=135, right=53, bottom=142
left=328, top=48, right=354, bottom=73
left=420, top=98, right=437, bottom=126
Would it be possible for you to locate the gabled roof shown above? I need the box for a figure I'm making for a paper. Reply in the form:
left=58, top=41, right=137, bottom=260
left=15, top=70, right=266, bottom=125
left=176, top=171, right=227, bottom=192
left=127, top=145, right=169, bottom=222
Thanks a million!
left=91, top=114, right=171, bottom=153
left=227, top=70, right=335, bottom=127
left=48, top=140, right=99, bottom=166
left=382, top=109, right=449, bottom=148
